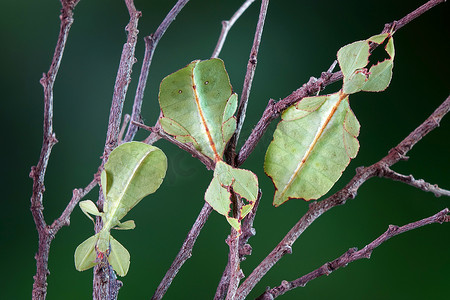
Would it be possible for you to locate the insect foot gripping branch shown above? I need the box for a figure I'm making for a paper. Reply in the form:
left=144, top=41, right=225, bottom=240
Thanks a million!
left=74, top=142, right=167, bottom=276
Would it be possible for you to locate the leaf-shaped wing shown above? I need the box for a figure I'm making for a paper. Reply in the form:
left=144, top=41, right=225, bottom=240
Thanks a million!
left=205, top=161, right=258, bottom=231
left=102, top=142, right=167, bottom=230
left=339, top=34, right=395, bottom=94
left=159, top=58, right=237, bottom=161
left=74, top=234, right=100, bottom=272
left=79, top=200, right=102, bottom=223
left=264, top=92, right=360, bottom=206
left=108, top=235, right=130, bottom=277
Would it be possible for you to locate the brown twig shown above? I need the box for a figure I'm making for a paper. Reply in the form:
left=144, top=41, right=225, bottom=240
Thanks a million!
left=214, top=190, right=262, bottom=300
left=226, top=0, right=269, bottom=164
left=381, top=168, right=450, bottom=197
left=211, top=0, right=256, bottom=59
left=118, top=114, right=131, bottom=143
left=30, top=1, right=81, bottom=299
left=236, top=0, right=446, bottom=167
left=235, top=95, right=450, bottom=300
left=257, top=208, right=450, bottom=299
left=123, top=0, right=190, bottom=142
left=132, top=121, right=215, bottom=170
left=151, top=203, right=213, bottom=300
left=94, top=1, right=141, bottom=299
left=382, top=0, right=446, bottom=34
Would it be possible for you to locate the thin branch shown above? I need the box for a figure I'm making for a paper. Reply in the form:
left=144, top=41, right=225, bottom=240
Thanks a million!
left=49, top=178, right=99, bottom=233
left=123, top=0, right=190, bottom=142
left=151, top=203, right=213, bottom=300
left=235, top=95, right=450, bottom=300
left=211, top=0, right=256, bottom=59
left=225, top=228, right=243, bottom=300
left=382, top=0, right=446, bottom=34
left=257, top=208, right=450, bottom=299
left=101, top=0, right=141, bottom=163
left=118, top=114, right=131, bottom=143
left=236, top=0, right=445, bottom=167
left=214, top=190, right=262, bottom=300
left=132, top=121, right=215, bottom=170
left=94, top=1, right=141, bottom=299
left=226, top=0, right=269, bottom=164
left=381, top=168, right=450, bottom=197
left=30, top=1, right=80, bottom=299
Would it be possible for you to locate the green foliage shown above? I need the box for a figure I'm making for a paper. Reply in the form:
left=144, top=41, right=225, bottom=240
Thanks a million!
left=74, top=142, right=167, bottom=276
left=265, top=34, right=395, bottom=205
left=265, top=92, right=360, bottom=206
left=205, top=161, right=258, bottom=231
left=159, top=58, right=237, bottom=161
left=339, top=33, right=395, bottom=94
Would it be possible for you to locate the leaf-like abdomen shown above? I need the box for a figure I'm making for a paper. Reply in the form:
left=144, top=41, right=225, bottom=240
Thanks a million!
left=265, top=92, right=360, bottom=206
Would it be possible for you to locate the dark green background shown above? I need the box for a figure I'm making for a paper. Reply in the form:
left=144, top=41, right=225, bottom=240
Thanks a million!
left=1, top=0, right=449, bottom=299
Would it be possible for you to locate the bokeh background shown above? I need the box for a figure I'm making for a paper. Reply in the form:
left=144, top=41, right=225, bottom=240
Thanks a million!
left=1, top=0, right=449, bottom=299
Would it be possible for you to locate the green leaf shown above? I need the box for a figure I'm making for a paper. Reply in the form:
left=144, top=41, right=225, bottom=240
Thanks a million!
left=205, top=161, right=258, bottom=231
left=79, top=200, right=102, bottom=222
left=74, top=234, right=99, bottom=272
left=108, top=235, right=130, bottom=277
left=101, top=170, right=108, bottom=200
left=159, top=58, right=237, bottom=161
left=368, top=33, right=389, bottom=44
left=339, top=34, right=395, bottom=94
left=264, top=92, right=360, bottom=206
left=113, top=220, right=136, bottom=230
left=361, top=59, right=393, bottom=92
left=337, top=40, right=369, bottom=78
left=102, top=142, right=167, bottom=231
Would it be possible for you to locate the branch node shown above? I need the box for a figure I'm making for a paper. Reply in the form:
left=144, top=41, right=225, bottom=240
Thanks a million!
left=281, top=245, right=293, bottom=255
left=388, top=224, right=399, bottom=231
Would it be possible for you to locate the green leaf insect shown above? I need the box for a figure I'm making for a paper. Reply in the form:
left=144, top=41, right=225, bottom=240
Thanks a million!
left=159, top=58, right=237, bottom=162
left=338, top=33, right=395, bottom=94
left=265, top=33, right=395, bottom=206
left=158, top=58, right=258, bottom=232
left=265, top=91, right=360, bottom=206
left=205, top=161, right=258, bottom=231
left=74, top=142, right=167, bottom=276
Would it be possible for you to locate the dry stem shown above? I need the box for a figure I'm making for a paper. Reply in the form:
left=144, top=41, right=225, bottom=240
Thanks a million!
left=30, top=1, right=82, bottom=299
left=257, top=208, right=450, bottom=299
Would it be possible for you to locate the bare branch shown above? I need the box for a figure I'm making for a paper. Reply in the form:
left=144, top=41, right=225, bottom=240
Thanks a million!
left=257, top=208, right=450, bottom=299
left=382, top=0, right=446, bottom=34
left=30, top=1, right=81, bottom=299
left=214, top=190, right=262, bottom=300
left=118, top=114, right=131, bottom=143
left=151, top=203, right=213, bottom=300
left=211, top=0, right=256, bottom=59
left=235, top=95, right=450, bottom=300
left=101, top=0, right=141, bottom=163
left=381, top=168, right=450, bottom=197
left=226, top=0, right=270, bottom=164
left=132, top=121, right=215, bottom=170
left=236, top=0, right=446, bottom=167
left=49, top=178, right=99, bottom=233
left=124, top=0, right=190, bottom=142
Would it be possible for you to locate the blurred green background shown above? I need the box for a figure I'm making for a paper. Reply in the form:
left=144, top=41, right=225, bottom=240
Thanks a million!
left=1, top=0, right=449, bottom=299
